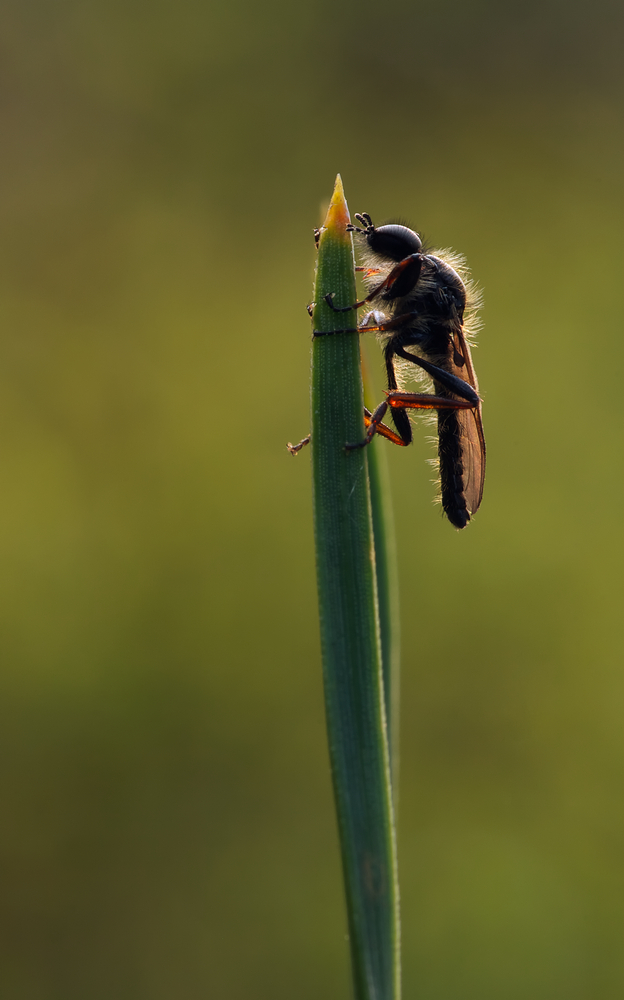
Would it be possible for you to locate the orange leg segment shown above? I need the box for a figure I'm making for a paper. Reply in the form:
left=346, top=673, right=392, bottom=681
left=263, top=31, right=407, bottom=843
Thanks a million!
left=346, top=392, right=475, bottom=450
left=289, top=394, right=474, bottom=454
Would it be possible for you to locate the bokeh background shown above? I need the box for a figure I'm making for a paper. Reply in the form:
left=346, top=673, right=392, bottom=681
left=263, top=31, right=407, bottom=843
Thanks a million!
left=1, top=0, right=623, bottom=996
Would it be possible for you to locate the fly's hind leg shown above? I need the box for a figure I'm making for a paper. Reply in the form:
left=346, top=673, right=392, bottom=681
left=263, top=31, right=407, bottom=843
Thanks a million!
left=393, top=346, right=480, bottom=405
left=347, top=392, right=475, bottom=450
left=346, top=400, right=404, bottom=450
left=288, top=403, right=407, bottom=455
left=289, top=387, right=471, bottom=455
left=384, top=343, right=413, bottom=445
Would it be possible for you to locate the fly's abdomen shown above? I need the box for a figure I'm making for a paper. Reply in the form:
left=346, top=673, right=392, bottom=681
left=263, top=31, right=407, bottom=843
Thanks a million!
left=437, top=407, right=470, bottom=529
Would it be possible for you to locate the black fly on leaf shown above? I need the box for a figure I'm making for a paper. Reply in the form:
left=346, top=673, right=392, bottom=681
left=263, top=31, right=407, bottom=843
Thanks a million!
left=289, top=213, right=485, bottom=529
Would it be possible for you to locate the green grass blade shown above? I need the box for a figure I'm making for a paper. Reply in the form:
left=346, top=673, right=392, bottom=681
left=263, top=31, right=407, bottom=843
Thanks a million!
left=311, top=175, right=400, bottom=1000
left=366, top=434, right=401, bottom=804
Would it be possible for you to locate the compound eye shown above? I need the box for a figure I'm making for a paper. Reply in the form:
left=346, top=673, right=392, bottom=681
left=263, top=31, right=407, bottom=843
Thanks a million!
left=368, top=224, right=422, bottom=261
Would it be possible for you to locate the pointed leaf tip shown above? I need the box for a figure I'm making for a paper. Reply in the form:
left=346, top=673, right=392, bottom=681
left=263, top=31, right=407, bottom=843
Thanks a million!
left=323, top=174, right=351, bottom=238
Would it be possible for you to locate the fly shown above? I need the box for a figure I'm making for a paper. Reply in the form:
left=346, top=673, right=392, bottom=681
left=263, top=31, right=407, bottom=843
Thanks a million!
left=290, top=214, right=485, bottom=529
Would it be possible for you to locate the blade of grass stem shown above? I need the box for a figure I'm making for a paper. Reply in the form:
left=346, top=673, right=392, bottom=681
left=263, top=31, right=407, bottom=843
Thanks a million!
left=311, top=175, right=400, bottom=1000
left=366, top=433, right=401, bottom=806
left=361, top=356, right=401, bottom=801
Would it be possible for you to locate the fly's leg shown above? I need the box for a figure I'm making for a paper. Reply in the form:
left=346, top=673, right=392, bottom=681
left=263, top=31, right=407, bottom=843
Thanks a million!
left=388, top=392, right=475, bottom=413
left=324, top=253, right=423, bottom=312
left=346, top=399, right=395, bottom=450
left=363, top=408, right=407, bottom=446
left=288, top=404, right=406, bottom=455
left=311, top=309, right=419, bottom=338
left=312, top=326, right=360, bottom=337
left=288, top=409, right=402, bottom=455
left=384, top=341, right=412, bottom=443
left=307, top=295, right=377, bottom=321
left=392, top=345, right=480, bottom=405
left=346, top=393, right=475, bottom=450
left=289, top=387, right=471, bottom=454
left=355, top=267, right=382, bottom=276
left=347, top=212, right=374, bottom=234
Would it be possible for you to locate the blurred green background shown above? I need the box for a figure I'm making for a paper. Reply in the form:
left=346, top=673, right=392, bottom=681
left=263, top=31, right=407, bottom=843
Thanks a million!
left=1, top=0, right=623, bottom=996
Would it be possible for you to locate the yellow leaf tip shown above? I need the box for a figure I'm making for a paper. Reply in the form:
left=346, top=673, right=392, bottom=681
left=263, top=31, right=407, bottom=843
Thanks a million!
left=323, top=174, right=351, bottom=235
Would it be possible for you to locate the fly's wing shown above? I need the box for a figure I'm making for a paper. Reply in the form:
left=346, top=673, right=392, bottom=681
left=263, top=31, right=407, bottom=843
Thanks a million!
left=456, top=403, right=486, bottom=514
left=450, top=326, right=486, bottom=515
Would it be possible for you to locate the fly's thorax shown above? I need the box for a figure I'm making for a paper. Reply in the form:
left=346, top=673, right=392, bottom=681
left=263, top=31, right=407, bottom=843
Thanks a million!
left=432, top=249, right=482, bottom=337
left=355, top=235, right=482, bottom=364
left=420, top=255, right=466, bottom=315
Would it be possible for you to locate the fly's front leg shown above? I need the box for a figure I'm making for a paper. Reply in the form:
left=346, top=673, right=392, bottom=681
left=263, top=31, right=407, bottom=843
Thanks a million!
left=355, top=266, right=382, bottom=276
left=324, top=254, right=423, bottom=313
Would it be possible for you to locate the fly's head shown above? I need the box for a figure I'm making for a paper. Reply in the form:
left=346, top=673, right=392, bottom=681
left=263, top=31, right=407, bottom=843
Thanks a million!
left=348, top=214, right=423, bottom=263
